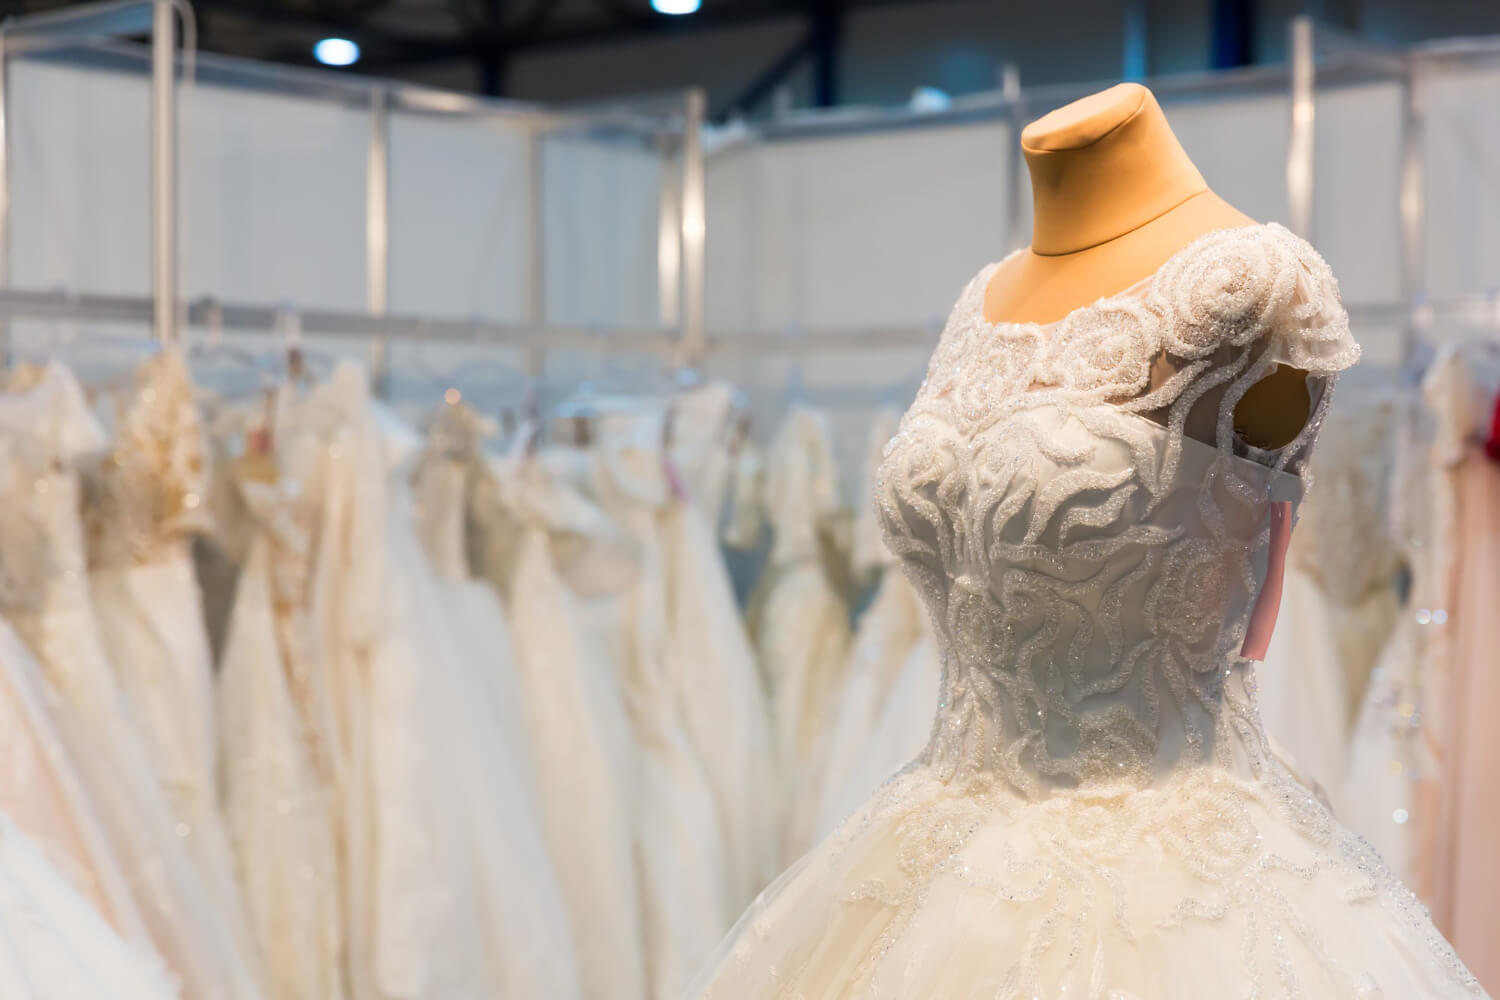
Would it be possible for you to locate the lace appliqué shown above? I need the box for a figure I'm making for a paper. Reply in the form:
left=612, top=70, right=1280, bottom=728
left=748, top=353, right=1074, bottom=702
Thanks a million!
left=876, top=223, right=1360, bottom=799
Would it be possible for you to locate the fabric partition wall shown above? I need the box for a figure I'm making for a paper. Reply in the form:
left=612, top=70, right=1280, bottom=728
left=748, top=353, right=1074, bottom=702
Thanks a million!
left=702, top=80, right=1412, bottom=364
left=1424, top=65, right=1500, bottom=306
left=704, top=121, right=1014, bottom=333
left=7, top=51, right=666, bottom=335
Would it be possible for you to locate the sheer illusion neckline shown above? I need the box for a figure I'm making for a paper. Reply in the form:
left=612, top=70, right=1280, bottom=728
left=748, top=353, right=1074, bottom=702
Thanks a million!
left=969, top=221, right=1278, bottom=333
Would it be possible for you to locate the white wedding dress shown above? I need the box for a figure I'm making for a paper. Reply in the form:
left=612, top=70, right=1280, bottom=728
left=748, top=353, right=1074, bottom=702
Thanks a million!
left=1257, top=394, right=1405, bottom=792
left=659, top=458, right=779, bottom=906
left=0, top=809, right=179, bottom=998
left=221, top=367, right=582, bottom=1000
left=751, top=407, right=852, bottom=853
left=309, top=366, right=582, bottom=1000
left=217, top=401, right=347, bottom=1000
left=669, top=381, right=740, bottom=530
left=804, top=408, right=927, bottom=844
left=0, top=363, right=263, bottom=1000
left=459, top=432, right=649, bottom=1000
left=1337, top=391, right=1436, bottom=887
left=410, top=409, right=534, bottom=794
left=691, top=224, right=1483, bottom=998
left=83, top=352, right=257, bottom=961
left=574, top=418, right=733, bottom=1000
left=0, top=597, right=143, bottom=940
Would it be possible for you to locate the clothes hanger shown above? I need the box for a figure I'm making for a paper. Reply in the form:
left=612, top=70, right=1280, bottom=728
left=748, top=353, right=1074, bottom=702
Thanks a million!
left=185, top=301, right=283, bottom=402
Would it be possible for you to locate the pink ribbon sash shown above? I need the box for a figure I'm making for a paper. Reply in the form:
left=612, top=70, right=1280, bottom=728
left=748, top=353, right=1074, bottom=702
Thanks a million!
left=1240, top=500, right=1293, bottom=661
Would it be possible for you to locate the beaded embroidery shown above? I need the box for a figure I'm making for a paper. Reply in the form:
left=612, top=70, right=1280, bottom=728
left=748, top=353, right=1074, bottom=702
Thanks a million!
left=693, top=225, right=1481, bottom=1000
left=877, top=223, right=1361, bottom=796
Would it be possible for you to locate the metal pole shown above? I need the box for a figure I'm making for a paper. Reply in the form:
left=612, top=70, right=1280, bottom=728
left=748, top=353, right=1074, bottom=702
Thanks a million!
left=366, top=86, right=389, bottom=316
left=1122, top=0, right=1148, bottom=81
left=679, top=87, right=706, bottom=365
left=1397, top=57, right=1425, bottom=364
left=1286, top=16, right=1316, bottom=241
left=366, top=85, right=391, bottom=396
left=1000, top=62, right=1026, bottom=254
left=150, top=0, right=176, bottom=344
left=0, top=33, right=10, bottom=365
left=526, top=126, right=545, bottom=326
left=657, top=135, right=682, bottom=330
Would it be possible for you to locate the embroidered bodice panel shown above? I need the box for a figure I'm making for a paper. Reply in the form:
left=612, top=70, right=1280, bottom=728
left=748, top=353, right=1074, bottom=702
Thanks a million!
left=875, top=224, right=1361, bottom=798
left=0, top=364, right=108, bottom=616
left=83, top=351, right=212, bottom=569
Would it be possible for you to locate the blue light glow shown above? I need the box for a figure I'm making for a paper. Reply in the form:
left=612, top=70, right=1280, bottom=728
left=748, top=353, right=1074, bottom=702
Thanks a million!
left=651, top=0, right=700, bottom=14
left=314, top=38, right=360, bottom=67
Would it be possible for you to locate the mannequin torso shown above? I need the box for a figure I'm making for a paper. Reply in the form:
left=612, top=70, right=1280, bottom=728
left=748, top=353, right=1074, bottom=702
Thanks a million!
left=985, top=83, right=1310, bottom=449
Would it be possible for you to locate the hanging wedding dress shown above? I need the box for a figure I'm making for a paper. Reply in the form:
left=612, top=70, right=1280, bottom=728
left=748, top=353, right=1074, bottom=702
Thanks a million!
left=217, top=391, right=346, bottom=1000
left=799, top=407, right=922, bottom=848
left=751, top=407, right=851, bottom=846
left=670, top=381, right=741, bottom=529
left=316, top=365, right=583, bottom=1000
left=0, top=520, right=142, bottom=939
left=82, top=352, right=256, bottom=958
left=579, top=413, right=731, bottom=1000
left=1406, top=348, right=1500, bottom=995
left=1255, top=563, right=1348, bottom=789
left=1338, top=392, right=1433, bottom=888
left=410, top=407, right=533, bottom=789
left=659, top=416, right=780, bottom=904
left=0, top=362, right=263, bottom=1000
left=690, top=224, right=1482, bottom=998
left=1257, top=395, right=1404, bottom=791
left=446, top=422, right=648, bottom=1000
left=0, top=809, right=178, bottom=998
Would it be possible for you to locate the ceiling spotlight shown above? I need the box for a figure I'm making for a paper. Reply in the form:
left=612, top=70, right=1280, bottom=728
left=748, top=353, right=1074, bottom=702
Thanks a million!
left=651, top=0, right=700, bottom=14
left=314, top=37, right=361, bottom=67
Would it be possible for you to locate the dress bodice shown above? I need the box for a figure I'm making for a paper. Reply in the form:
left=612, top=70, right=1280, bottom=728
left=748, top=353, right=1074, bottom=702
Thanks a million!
left=83, top=351, right=211, bottom=569
left=0, top=364, right=107, bottom=618
left=413, top=403, right=491, bottom=583
left=762, top=407, right=842, bottom=567
left=876, top=223, right=1361, bottom=798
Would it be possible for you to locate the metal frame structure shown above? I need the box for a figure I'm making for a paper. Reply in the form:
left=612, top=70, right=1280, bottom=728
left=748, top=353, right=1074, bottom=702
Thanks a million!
left=0, top=6, right=1495, bottom=376
left=0, top=2, right=707, bottom=371
left=0, top=0, right=173, bottom=349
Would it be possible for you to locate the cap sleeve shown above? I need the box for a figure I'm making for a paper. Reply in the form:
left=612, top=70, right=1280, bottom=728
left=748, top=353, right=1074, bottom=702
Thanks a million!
left=1147, top=222, right=1360, bottom=376
left=1269, top=229, right=1361, bottom=376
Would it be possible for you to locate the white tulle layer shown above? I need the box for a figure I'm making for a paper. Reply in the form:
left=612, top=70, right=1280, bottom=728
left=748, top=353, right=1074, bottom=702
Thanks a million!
left=0, top=813, right=177, bottom=999
left=691, top=763, right=1484, bottom=1000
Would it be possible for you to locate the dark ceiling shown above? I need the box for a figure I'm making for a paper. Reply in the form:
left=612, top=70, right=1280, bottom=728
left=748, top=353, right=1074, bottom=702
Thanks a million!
left=13, top=0, right=885, bottom=101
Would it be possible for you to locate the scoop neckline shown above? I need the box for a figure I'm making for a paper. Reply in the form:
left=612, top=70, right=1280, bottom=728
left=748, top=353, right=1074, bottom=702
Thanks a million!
left=969, top=221, right=1281, bottom=333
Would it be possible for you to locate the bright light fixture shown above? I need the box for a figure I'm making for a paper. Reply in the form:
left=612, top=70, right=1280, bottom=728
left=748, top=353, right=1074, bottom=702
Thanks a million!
left=651, top=0, right=700, bottom=14
left=314, top=37, right=361, bottom=67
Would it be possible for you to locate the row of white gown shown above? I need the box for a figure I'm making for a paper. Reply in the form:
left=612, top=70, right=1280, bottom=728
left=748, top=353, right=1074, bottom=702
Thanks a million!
left=397, top=382, right=781, bottom=1000
left=208, top=366, right=788, bottom=1000
left=0, top=355, right=260, bottom=999
left=215, top=361, right=582, bottom=999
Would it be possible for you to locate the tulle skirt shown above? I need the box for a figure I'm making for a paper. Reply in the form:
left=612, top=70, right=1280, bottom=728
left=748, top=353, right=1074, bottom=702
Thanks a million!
left=690, top=762, right=1484, bottom=999
left=0, top=811, right=178, bottom=999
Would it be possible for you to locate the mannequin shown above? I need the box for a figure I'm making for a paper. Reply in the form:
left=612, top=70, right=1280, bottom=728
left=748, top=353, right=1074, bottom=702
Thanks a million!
left=985, top=83, right=1310, bottom=450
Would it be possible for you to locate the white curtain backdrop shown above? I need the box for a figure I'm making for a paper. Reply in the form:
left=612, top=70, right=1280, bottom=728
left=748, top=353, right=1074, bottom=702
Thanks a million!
left=9, top=55, right=1500, bottom=372
left=9, top=57, right=664, bottom=327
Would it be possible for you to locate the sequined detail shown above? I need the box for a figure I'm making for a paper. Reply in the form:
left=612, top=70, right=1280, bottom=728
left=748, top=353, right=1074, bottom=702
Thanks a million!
left=83, top=351, right=212, bottom=569
left=877, top=223, right=1360, bottom=795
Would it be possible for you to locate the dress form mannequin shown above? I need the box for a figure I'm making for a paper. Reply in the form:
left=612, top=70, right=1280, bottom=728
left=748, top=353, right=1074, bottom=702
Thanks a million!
left=985, top=83, right=1310, bottom=449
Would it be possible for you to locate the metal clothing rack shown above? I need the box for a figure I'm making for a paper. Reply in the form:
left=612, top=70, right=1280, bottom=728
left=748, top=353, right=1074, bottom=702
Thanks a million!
left=0, top=9, right=1493, bottom=374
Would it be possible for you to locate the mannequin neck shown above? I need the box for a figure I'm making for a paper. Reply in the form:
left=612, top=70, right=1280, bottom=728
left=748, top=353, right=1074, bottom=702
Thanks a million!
left=1023, top=84, right=1208, bottom=256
